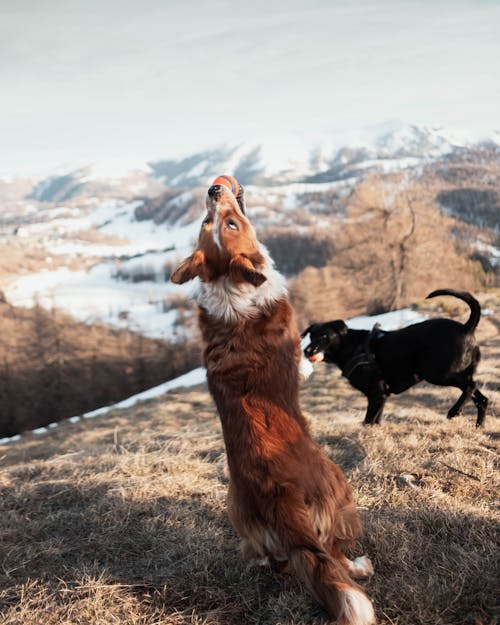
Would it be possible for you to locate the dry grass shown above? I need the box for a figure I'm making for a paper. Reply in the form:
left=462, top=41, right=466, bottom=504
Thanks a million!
left=1, top=299, right=499, bottom=624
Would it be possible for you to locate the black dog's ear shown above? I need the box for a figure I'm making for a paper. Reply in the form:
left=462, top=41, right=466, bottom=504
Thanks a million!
left=301, top=324, right=314, bottom=338
left=329, top=320, right=348, bottom=336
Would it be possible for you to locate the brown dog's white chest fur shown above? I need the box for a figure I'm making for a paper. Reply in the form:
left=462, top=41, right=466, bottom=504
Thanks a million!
left=197, top=248, right=287, bottom=322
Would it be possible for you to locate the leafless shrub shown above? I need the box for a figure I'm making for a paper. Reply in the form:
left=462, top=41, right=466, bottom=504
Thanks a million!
left=163, top=293, right=194, bottom=313
left=261, top=228, right=336, bottom=276
left=114, top=263, right=158, bottom=283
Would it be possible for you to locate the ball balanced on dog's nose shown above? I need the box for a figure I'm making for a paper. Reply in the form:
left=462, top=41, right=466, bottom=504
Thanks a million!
left=211, top=174, right=241, bottom=196
left=209, top=174, right=246, bottom=214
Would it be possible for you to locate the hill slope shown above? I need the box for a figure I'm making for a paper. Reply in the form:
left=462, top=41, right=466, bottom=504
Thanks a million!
left=0, top=306, right=499, bottom=625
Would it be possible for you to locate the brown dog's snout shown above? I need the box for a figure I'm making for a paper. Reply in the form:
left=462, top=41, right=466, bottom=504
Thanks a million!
left=208, top=184, right=224, bottom=200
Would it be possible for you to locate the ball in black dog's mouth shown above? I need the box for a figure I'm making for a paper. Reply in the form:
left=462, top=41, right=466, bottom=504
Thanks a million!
left=308, top=352, right=324, bottom=362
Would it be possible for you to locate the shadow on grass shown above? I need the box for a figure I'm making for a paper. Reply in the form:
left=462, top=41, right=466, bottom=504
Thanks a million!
left=1, top=475, right=497, bottom=624
left=318, top=434, right=367, bottom=472
left=361, top=506, right=498, bottom=625
left=0, top=479, right=294, bottom=624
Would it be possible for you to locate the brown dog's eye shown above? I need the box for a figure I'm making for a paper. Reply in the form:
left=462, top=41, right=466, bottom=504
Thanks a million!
left=202, top=216, right=211, bottom=226
left=227, top=220, right=239, bottom=231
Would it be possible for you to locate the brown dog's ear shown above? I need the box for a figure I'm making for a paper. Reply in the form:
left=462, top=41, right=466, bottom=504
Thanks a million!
left=229, top=254, right=266, bottom=287
left=171, top=250, right=206, bottom=284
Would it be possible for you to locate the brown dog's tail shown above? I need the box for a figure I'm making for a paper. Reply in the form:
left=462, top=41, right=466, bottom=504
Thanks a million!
left=289, top=546, right=375, bottom=625
left=426, top=289, right=481, bottom=333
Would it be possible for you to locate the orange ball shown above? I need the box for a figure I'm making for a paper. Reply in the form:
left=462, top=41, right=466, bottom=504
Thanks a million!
left=211, top=174, right=241, bottom=197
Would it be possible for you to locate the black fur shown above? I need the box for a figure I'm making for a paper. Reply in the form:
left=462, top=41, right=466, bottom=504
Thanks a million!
left=302, top=289, right=488, bottom=427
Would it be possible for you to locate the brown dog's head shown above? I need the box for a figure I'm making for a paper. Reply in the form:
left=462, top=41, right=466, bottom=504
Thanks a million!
left=171, top=183, right=266, bottom=287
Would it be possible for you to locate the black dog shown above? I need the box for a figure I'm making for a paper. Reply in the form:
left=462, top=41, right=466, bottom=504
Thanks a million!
left=302, top=289, right=488, bottom=427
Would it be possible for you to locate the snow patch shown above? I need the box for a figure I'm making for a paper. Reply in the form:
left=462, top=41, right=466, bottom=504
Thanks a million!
left=347, top=307, right=426, bottom=331
left=6, top=262, right=196, bottom=340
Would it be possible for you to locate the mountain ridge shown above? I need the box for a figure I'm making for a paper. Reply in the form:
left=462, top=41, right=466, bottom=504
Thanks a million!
left=14, top=123, right=500, bottom=203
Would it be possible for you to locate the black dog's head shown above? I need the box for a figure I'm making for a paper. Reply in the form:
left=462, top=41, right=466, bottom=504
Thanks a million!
left=301, top=320, right=348, bottom=362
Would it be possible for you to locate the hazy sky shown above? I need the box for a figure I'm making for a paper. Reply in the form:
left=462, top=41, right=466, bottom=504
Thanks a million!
left=1, top=0, right=499, bottom=174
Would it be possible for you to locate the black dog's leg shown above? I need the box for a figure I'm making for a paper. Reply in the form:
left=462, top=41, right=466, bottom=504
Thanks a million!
left=364, top=394, right=386, bottom=425
left=472, top=388, right=488, bottom=427
left=447, top=382, right=475, bottom=420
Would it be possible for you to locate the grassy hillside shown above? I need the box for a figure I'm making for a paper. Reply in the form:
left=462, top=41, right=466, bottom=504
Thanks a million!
left=0, top=295, right=499, bottom=625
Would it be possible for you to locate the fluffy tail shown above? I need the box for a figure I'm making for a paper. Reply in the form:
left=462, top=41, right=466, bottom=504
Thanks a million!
left=426, top=288, right=481, bottom=333
left=289, top=547, right=375, bottom=625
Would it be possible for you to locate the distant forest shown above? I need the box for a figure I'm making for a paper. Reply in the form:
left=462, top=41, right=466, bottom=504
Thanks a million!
left=0, top=302, right=200, bottom=437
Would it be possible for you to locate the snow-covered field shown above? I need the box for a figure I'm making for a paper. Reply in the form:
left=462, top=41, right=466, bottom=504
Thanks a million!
left=346, top=307, right=426, bottom=330
left=7, top=262, right=193, bottom=339
left=6, top=199, right=199, bottom=339
left=6, top=211, right=427, bottom=341
left=5, top=180, right=431, bottom=340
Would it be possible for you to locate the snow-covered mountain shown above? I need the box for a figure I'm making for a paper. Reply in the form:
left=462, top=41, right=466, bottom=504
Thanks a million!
left=150, top=123, right=499, bottom=188
left=10, top=123, right=499, bottom=203
left=27, top=160, right=164, bottom=203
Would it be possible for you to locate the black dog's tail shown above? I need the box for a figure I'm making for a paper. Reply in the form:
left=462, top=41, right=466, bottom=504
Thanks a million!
left=426, top=289, right=481, bottom=333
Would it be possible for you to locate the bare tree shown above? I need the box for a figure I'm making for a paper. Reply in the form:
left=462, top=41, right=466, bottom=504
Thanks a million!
left=290, top=172, right=486, bottom=324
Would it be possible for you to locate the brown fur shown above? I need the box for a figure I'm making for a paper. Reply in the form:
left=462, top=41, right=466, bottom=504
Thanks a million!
left=171, top=184, right=375, bottom=624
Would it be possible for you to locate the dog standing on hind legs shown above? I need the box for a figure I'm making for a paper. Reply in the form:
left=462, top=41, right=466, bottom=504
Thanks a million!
left=171, top=178, right=376, bottom=625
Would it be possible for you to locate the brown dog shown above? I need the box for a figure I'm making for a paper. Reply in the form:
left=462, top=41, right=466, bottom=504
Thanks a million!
left=171, top=182, right=375, bottom=624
